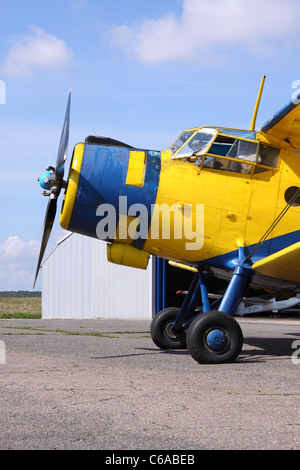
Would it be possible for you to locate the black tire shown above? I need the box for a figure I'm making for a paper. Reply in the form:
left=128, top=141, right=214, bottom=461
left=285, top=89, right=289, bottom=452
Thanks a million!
left=186, top=310, right=243, bottom=364
left=150, top=307, right=187, bottom=349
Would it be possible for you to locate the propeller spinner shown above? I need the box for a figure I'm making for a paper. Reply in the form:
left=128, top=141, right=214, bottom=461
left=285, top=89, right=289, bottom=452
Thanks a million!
left=33, top=89, right=71, bottom=287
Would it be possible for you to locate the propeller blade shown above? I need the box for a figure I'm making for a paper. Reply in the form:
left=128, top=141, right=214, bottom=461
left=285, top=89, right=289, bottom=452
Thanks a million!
left=55, top=88, right=71, bottom=179
left=33, top=197, right=57, bottom=288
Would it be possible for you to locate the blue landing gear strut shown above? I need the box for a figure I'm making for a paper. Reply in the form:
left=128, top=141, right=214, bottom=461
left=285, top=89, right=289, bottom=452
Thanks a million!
left=150, top=261, right=253, bottom=364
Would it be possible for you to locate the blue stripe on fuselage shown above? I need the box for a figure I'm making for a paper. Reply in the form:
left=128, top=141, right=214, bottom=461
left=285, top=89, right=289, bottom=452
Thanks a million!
left=197, top=230, right=300, bottom=271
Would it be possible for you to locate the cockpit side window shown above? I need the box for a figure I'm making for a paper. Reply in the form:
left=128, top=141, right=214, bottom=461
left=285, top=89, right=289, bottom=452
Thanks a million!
left=209, top=135, right=236, bottom=156
left=203, top=137, right=257, bottom=174
left=253, top=144, right=279, bottom=173
left=228, top=140, right=258, bottom=162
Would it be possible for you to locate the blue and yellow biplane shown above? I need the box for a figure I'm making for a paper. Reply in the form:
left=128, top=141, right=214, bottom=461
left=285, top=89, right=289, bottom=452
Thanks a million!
left=35, top=76, right=300, bottom=364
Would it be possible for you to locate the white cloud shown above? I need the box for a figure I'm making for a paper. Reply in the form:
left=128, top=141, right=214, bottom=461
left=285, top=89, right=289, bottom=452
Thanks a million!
left=0, top=229, right=69, bottom=291
left=0, top=236, right=40, bottom=290
left=1, top=26, right=75, bottom=78
left=109, top=0, right=300, bottom=64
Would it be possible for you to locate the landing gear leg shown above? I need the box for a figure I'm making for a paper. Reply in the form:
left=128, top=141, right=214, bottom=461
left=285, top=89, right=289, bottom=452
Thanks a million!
left=186, top=263, right=253, bottom=364
left=150, top=262, right=253, bottom=363
left=150, top=270, right=219, bottom=350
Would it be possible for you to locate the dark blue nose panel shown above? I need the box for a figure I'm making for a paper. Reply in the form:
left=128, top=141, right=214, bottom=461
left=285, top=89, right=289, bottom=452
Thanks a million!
left=67, top=144, right=161, bottom=249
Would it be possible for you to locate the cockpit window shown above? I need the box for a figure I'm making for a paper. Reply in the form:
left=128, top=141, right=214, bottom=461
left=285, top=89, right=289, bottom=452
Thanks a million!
left=203, top=139, right=279, bottom=175
left=204, top=138, right=258, bottom=174
left=253, top=144, right=279, bottom=174
left=203, top=156, right=253, bottom=174
left=169, top=127, right=279, bottom=176
left=172, top=128, right=217, bottom=158
left=209, top=135, right=236, bottom=156
left=169, top=131, right=194, bottom=155
left=218, top=128, right=256, bottom=140
left=228, top=140, right=258, bottom=162
left=258, top=144, right=279, bottom=167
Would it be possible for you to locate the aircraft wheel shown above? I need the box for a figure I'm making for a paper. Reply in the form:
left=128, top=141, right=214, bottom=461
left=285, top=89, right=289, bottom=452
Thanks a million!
left=150, top=307, right=187, bottom=349
left=186, top=311, right=243, bottom=364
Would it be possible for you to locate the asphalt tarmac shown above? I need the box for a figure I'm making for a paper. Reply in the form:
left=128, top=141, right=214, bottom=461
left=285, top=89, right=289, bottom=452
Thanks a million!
left=0, top=317, right=299, bottom=451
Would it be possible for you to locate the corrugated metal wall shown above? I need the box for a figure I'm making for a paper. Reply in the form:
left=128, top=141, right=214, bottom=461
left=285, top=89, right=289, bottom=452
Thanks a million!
left=42, top=233, right=154, bottom=319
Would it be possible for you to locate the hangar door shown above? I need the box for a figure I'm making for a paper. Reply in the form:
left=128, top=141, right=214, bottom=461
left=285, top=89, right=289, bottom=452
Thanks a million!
left=155, top=258, right=194, bottom=313
left=154, top=258, right=229, bottom=315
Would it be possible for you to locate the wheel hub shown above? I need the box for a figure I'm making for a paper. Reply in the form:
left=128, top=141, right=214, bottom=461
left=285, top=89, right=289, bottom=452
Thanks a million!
left=165, top=322, right=179, bottom=340
left=205, top=328, right=229, bottom=352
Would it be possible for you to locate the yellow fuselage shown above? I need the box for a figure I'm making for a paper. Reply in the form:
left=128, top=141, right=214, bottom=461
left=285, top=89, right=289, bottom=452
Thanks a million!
left=60, top=128, right=300, bottom=275
left=144, top=141, right=299, bottom=266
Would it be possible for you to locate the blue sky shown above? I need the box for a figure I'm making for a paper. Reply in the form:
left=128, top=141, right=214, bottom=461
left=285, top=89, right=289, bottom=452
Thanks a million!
left=1, top=0, right=300, bottom=290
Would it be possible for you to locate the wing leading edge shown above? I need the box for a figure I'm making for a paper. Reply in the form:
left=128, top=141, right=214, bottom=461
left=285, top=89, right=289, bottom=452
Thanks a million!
left=259, top=92, right=300, bottom=148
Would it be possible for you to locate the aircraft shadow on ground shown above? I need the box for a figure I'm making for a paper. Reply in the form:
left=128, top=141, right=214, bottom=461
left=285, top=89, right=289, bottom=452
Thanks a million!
left=241, top=332, right=300, bottom=359
left=91, top=332, right=300, bottom=362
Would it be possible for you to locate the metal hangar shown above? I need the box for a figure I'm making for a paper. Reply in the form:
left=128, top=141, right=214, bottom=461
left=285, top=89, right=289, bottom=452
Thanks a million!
left=41, top=233, right=197, bottom=320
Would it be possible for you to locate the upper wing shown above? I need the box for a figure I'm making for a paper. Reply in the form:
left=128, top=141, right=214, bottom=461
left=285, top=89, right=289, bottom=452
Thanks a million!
left=252, top=241, right=300, bottom=283
left=259, top=94, right=300, bottom=148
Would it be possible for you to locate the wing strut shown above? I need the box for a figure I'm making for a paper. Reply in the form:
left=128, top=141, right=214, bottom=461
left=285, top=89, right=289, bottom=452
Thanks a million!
left=245, top=187, right=300, bottom=262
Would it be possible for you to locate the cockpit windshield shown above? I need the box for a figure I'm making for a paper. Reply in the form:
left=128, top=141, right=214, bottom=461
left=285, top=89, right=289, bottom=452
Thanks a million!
left=168, top=131, right=194, bottom=155
left=171, top=128, right=217, bottom=159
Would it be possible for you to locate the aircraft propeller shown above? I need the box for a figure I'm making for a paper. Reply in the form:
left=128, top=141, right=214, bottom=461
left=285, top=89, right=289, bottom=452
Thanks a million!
left=33, top=88, right=71, bottom=287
